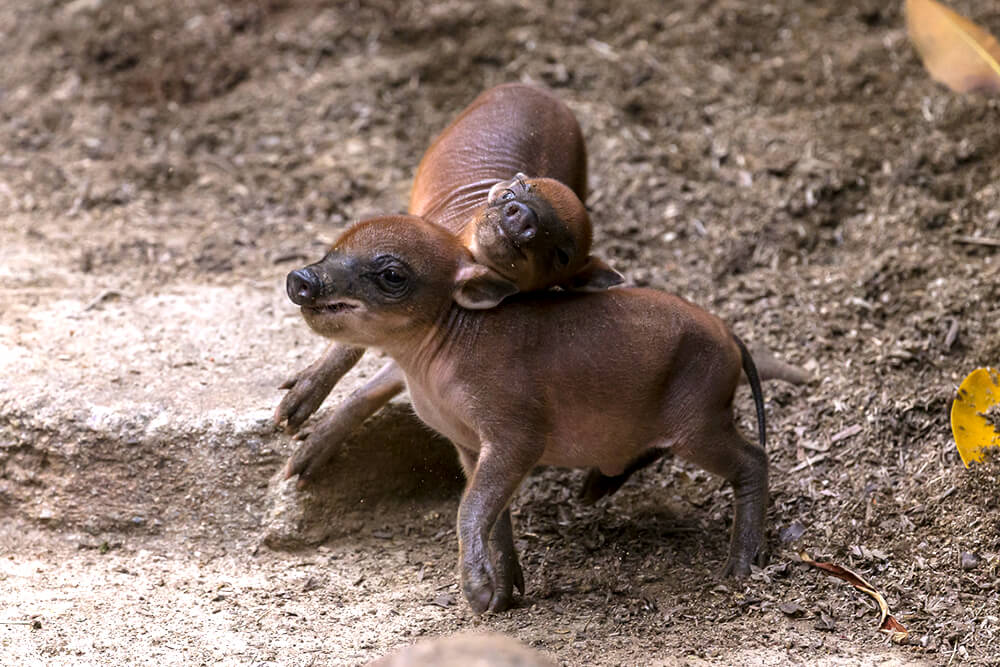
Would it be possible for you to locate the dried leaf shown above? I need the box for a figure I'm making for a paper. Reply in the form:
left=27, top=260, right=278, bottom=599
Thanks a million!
left=950, top=367, right=1000, bottom=467
left=428, top=593, right=455, bottom=608
left=799, top=552, right=909, bottom=643
left=906, top=0, right=1000, bottom=93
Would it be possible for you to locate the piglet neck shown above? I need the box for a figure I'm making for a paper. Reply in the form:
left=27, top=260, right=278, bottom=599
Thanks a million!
left=393, top=303, right=483, bottom=379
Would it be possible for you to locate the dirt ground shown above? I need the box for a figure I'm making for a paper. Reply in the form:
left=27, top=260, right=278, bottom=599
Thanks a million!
left=2, top=0, right=1000, bottom=664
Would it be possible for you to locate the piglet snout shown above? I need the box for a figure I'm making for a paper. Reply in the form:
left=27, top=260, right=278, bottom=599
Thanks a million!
left=501, top=201, right=537, bottom=242
left=286, top=268, right=322, bottom=305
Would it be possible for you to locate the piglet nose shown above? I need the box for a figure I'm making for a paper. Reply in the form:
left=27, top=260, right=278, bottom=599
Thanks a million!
left=286, top=268, right=322, bottom=305
left=501, top=201, right=537, bottom=242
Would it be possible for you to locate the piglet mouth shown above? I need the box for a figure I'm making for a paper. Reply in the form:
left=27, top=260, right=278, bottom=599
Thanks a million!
left=303, top=300, right=358, bottom=315
left=492, top=223, right=527, bottom=259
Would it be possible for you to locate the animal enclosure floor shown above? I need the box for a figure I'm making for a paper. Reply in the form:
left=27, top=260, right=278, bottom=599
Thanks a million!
left=2, top=0, right=999, bottom=664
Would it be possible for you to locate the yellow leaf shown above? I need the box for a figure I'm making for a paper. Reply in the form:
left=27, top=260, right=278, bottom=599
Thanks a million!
left=951, top=367, right=1000, bottom=467
left=906, top=0, right=1000, bottom=94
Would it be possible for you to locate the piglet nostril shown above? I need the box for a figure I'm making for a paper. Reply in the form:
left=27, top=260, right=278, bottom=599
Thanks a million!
left=286, top=268, right=321, bottom=305
left=501, top=201, right=537, bottom=242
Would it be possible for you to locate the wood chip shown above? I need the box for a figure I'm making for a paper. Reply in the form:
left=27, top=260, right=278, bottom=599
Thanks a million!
left=944, top=319, right=960, bottom=350
left=831, top=424, right=863, bottom=443
left=951, top=234, right=1000, bottom=248
left=789, top=453, right=829, bottom=472
left=428, top=593, right=454, bottom=608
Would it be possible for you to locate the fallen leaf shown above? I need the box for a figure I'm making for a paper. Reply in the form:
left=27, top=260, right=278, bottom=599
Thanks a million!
left=799, top=552, right=909, bottom=643
left=906, top=0, right=1000, bottom=93
left=428, top=593, right=455, bottom=608
left=950, top=367, right=1000, bottom=466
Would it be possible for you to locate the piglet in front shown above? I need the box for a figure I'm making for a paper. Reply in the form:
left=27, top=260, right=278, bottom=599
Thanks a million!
left=286, top=216, right=769, bottom=614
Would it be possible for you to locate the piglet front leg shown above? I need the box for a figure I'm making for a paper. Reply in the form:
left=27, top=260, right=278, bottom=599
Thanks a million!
left=275, top=343, right=365, bottom=433
left=455, top=444, right=536, bottom=614
left=284, top=362, right=406, bottom=484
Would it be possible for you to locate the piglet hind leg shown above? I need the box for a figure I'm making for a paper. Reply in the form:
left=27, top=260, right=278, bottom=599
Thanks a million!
left=283, top=362, right=405, bottom=485
left=675, top=421, right=768, bottom=578
left=579, top=449, right=670, bottom=505
left=455, top=445, right=536, bottom=614
left=275, top=343, right=366, bottom=434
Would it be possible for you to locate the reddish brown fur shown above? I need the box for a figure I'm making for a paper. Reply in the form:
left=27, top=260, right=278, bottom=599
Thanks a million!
left=290, top=215, right=769, bottom=614
left=460, top=176, right=604, bottom=292
left=276, top=84, right=603, bottom=482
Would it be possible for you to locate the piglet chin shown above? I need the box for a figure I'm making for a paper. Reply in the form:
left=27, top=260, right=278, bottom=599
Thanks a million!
left=303, top=301, right=357, bottom=315
left=299, top=300, right=364, bottom=337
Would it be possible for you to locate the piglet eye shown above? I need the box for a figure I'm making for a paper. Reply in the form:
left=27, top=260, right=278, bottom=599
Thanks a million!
left=555, top=248, right=570, bottom=267
left=381, top=268, right=405, bottom=285
left=370, top=255, right=411, bottom=297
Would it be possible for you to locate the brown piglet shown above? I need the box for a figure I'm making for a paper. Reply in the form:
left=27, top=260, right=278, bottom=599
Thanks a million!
left=275, top=84, right=620, bottom=482
left=285, top=215, right=769, bottom=614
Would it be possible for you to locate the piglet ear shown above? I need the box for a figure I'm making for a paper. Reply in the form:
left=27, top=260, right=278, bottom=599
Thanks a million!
left=564, top=255, right=625, bottom=292
left=453, top=260, right=519, bottom=309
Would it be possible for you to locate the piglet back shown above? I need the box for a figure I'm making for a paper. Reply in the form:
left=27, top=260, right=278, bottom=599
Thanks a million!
left=409, top=84, right=587, bottom=232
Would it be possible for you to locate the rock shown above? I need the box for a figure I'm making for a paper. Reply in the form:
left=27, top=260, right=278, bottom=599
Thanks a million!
left=369, top=633, right=556, bottom=667
left=960, top=552, right=980, bottom=571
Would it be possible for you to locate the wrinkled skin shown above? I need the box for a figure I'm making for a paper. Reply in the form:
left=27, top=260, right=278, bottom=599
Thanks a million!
left=286, top=215, right=769, bottom=613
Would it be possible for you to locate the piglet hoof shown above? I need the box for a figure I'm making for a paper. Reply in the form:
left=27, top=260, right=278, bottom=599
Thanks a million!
left=719, top=548, right=767, bottom=579
left=719, top=557, right=753, bottom=579
left=495, top=546, right=525, bottom=599
left=461, top=552, right=513, bottom=614
left=282, top=432, right=339, bottom=487
left=274, top=368, right=334, bottom=434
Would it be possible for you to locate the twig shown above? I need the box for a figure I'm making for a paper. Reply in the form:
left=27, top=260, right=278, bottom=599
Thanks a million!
left=947, top=640, right=959, bottom=666
left=789, top=452, right=829, bottom=473
left=951, top=235, right=1000, bottom=248
left=272, top=252, right=309, bottom=265
left=934, top=485, right=957, bottom=503
left=831, top=424, right=863, bottom=443
left=83, top=289, right=123, bottom=311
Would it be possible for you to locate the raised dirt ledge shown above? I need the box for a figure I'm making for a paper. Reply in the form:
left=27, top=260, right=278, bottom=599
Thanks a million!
left=0, top=279, right=461, bottom=549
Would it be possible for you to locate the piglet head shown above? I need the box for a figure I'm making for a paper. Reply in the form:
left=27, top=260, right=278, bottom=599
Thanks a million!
left=466, top=174, right=623, bottom=293
left=286, top=215, right=518, bottom=351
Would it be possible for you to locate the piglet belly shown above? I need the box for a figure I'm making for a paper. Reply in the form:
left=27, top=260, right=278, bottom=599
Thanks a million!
left=535, top=405, right=674, bottom=474
left=407, top=388, right=481, bottom=452
left=535, top=435, right=642, bottom=476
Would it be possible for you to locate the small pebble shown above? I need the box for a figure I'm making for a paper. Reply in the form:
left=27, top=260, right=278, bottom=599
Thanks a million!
left=960, top=552, right=980, bottom=571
